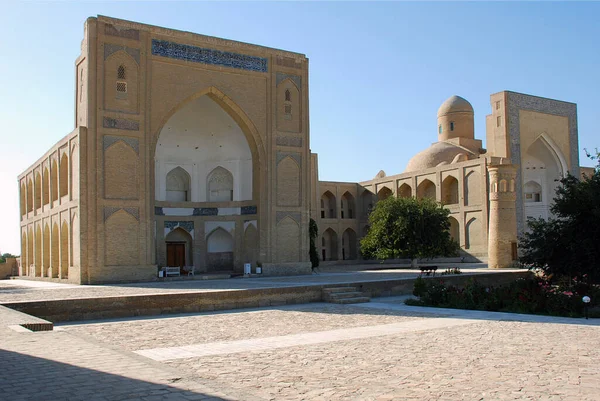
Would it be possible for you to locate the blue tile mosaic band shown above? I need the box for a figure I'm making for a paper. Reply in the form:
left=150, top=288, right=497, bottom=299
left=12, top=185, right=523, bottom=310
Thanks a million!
left=193, top=207, right=219, bottom=216
left=152, top=39, right=268, bottom=73
left=241, top=206, right=257, bottom=215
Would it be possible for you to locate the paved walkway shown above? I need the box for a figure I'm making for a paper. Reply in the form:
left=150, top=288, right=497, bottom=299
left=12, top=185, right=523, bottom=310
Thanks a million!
left=3, top=272, right=600, bottom=400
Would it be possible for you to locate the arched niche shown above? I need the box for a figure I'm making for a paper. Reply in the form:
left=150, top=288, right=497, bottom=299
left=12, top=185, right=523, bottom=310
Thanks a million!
left=276, top=216, right=300, bottom=263
left=398, top=183, right=412, bottom=198
left=441, top=176, right=459, bottom=205
left=465, top=217, right=482, bottom=250
left=417, top=179, right=436, bottom=200
left=51, top=160, right=58, bottom=203
left=207, top=166, right=234, bottom=202
left=377, top=186, right=392, bottom=201
left=60, top=221, right=69, bottom=279
left=51, top=223, right=59, bottom=278
left=166, top=166, right=191, bottom=202
left=42, top=167, right=50, bottom=205
left=165, top=227, right=193, bottom=269
left=20, top=182, right=26, bottom=215
left=321, top=191, right=337, bottom=218
left=71, top=144, right=79, bottom=200
left=464, top=170, right=480, bottom=206
left=321, top=228, right=338, bottom=261
left=342, top=228, right=357, bottom=260
left=341, top=192, right=355, bottom=219
left=34, top=226, right=42, bottom=277
left=155, top=94, right=253, bottom=203
left=206, top=227, right=234, bottom=271
left=34, top=172, right=41, bottom=210
left=26, top=178, right=33, bottom=212
left=360, top=190, right=375, bottom=217
left=104, top=50, right=139, bottom=113
left=448, top=216, right=460, bottom=245
left=243, top=224, right=259, bottom=265
left=59, top=153, right=69, bottom=198
left=277, top=78, right=301, bottom=133
left=524, top=180, right=542, bottom=203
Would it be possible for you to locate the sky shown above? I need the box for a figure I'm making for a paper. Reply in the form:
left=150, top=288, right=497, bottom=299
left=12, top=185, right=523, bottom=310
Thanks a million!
left=1, top=1, right=599, bottom=255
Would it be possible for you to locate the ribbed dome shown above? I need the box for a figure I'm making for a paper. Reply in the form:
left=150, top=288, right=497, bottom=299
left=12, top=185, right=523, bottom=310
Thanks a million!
left=437, top=95, right=473, bottom=117
left=405, top=142, right=472, bottom=172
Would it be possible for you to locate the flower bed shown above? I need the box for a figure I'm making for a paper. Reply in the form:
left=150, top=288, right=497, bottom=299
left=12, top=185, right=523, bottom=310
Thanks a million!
left=406, top=275, right=600, bottom=318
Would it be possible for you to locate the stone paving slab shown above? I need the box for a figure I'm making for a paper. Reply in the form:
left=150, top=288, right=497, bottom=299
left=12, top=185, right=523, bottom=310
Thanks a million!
left=59, top=303, right=433, bottom=351
left=135, top=318, right=479, bottom=361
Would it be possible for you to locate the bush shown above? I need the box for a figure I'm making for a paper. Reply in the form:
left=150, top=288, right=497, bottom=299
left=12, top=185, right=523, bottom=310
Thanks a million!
left=406, top=275, right=600, bottom=318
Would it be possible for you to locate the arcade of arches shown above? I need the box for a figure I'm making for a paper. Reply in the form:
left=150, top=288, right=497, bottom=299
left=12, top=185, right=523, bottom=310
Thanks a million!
left=17, top=16, right=583, bottom=283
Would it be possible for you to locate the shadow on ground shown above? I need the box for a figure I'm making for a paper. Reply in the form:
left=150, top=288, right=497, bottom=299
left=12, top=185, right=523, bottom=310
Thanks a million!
left=0, top=349, right=232, bottom=401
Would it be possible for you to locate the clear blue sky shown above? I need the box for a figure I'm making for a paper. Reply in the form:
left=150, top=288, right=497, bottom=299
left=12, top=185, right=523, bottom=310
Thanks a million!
left=1, top=1, right=599, bottom=254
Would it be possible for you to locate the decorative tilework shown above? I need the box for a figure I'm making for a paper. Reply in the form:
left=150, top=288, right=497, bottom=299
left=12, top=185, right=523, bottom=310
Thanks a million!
left=155, top=207, right=164, bottom=216
left=276, top=136, right=303, bottom=148
left=193, top=208, right=218, bottom=216
left=276, top=72, right=301, bottom=88
left=103, top=135, right=140, bottom=155
left=105, top=24, right=140, bottom=41
left=104, top=206, right=139, bottom=221
left=241, top=206, right=257, bottom=215
left=103, top=117, right=140, bottom=132
left=276, top=151, right=302, bottom=167
left=165, top=221, right=194, bottom=234
left=505, top=92, right=579, bottom=238
left=276, top=211, right=301, bottom=224
left=151, top=39, right=268, bottom=73
left=104, top=44, right=141, bottom=65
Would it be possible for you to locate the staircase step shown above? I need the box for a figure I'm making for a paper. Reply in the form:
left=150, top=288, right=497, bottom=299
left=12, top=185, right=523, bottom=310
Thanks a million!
left=322, top=287, right=358, bottom=294
left=327, top=291, right=365, bottom=299
left=331, top=297, right=371, bottom=304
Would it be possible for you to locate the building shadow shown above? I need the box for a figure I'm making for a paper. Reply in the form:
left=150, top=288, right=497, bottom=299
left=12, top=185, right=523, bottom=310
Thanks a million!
left=0, top=348, right=232, bottom=401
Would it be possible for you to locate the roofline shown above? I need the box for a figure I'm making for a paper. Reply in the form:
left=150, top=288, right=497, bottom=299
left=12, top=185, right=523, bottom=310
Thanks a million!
left=96, top=15, right=307, bottom=59
left=491, top=90, right=577, bottom=106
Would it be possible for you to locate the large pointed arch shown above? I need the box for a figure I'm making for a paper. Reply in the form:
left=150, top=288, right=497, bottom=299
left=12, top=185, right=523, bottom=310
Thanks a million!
left=152, top=86, right=266, bottom=172
left=532, top=133, right=568, bottom=175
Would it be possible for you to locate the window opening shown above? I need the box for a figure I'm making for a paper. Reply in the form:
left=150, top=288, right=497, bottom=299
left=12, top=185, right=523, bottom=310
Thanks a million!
left=117, top=65, right=126, bottom=80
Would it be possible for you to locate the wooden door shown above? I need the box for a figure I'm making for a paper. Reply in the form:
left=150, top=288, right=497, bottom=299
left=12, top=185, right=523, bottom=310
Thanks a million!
left=166, top=243, right=186, bottom=268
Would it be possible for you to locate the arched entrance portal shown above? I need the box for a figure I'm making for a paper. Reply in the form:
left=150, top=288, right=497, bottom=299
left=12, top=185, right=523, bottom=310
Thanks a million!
left=154, top=89, right=264, bottom=272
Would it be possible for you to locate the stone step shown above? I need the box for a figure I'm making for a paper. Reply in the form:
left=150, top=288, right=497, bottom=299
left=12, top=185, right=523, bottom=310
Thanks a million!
left=331, top=297, right=371, bottom=304
left=322, top=286, right=358, bottom=294
left=327, top=291, right=365, bottom=300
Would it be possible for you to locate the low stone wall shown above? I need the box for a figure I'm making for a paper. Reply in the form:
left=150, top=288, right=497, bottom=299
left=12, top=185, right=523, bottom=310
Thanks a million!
left=260, top=262, right=312, bottom=276
left=0, top=258, right=19, bottom=279
left=2, top=270, right=530, bottom=323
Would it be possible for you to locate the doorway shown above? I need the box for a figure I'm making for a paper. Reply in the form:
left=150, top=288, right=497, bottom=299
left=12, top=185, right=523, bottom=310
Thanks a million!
left=167, top=243, right=186, bottom=269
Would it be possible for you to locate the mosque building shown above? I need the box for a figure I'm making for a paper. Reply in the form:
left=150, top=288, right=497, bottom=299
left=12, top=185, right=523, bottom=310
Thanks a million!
left=17, top=16, right=582, bottom=283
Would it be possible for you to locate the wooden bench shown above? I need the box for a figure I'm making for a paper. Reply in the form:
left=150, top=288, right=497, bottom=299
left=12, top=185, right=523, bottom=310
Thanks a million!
left=163, top=266, right=180, bottom=277
left=419, top=265, right=438, bottom=277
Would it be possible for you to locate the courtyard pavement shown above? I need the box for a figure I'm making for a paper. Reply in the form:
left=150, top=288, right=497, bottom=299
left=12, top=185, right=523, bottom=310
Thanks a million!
left=0, top=263, right=513, bottom=303
left=2, top=271, right=599, bottom=400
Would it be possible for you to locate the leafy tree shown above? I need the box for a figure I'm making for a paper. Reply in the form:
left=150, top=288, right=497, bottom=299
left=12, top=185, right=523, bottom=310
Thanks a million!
left=520, top=150, right=600, bottom=282
left=360, top=196, right=458, bottom=266
left=309, top=218, right=319, bottom=268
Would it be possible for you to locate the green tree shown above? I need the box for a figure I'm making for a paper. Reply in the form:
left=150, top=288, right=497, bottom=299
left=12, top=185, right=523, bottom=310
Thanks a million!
left=520, top=150, right=600, bottom=282
left=360, top=196, right=458, bottom=266
left=309, top=218, right=319, bottom=268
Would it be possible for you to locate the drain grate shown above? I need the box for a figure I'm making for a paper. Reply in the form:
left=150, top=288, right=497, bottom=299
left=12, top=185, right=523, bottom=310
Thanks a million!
left=19, top=322, right=54, bottom=332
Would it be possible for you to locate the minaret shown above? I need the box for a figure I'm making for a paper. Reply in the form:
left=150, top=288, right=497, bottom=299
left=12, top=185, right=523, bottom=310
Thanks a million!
left=487, top=164, right=518, bottom=268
